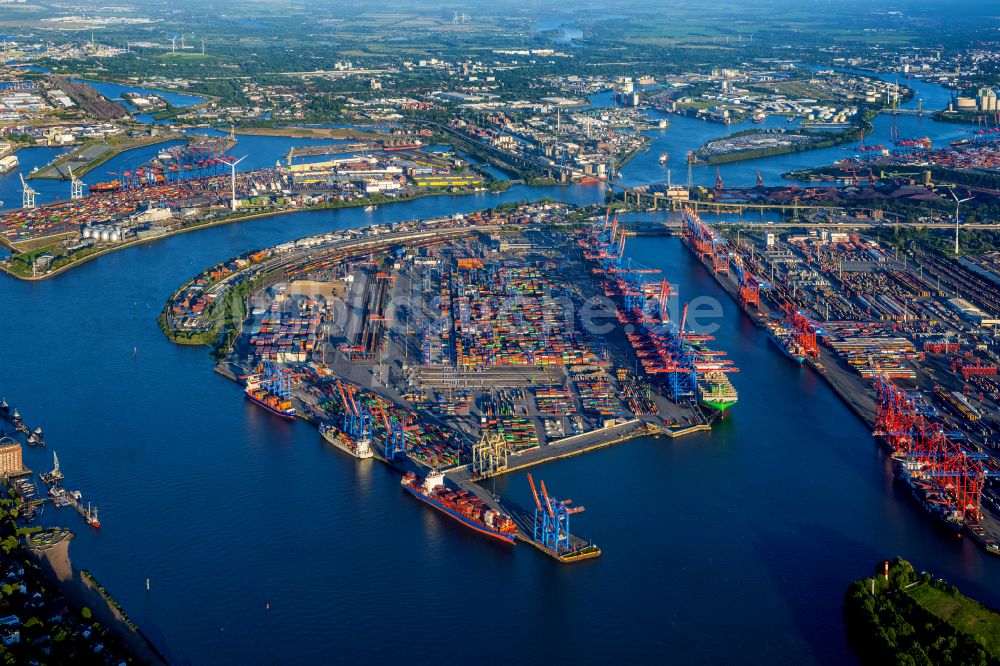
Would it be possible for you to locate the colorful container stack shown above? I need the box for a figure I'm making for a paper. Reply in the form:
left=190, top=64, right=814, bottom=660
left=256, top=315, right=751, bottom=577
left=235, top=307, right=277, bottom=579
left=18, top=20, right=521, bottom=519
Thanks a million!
left=497, top=416, right=539, bottom=452
left=446, top=262, right=599, bottom=370
left=248, top=300, right=323, bottom=363
left=533, top=387, right=575, bottom=416
left=820, top=323, right=918, bottom=379
left=575, top=381, right=622, bottom=417
left=616, top=373, right=658, bottom=416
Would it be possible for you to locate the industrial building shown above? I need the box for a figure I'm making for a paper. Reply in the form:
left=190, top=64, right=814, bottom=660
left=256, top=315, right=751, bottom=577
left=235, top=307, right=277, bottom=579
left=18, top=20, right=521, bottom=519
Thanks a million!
left=0, top=439, right=24, bottom=478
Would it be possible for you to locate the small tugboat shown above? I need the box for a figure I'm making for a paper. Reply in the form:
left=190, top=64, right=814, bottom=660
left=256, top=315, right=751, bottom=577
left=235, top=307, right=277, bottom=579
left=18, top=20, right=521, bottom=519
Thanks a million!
left=659, top=153, right=668, bottom=164
left=0, top=399, right=9, bottom=419
left=11, top=409, right=28, bottom=435
left=85, top=503, right=100, bottom=529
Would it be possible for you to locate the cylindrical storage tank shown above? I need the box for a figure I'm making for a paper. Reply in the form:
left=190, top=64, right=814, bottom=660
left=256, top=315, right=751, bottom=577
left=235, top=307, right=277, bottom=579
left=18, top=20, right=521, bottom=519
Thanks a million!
left=100, top=229, right=111, bottom=242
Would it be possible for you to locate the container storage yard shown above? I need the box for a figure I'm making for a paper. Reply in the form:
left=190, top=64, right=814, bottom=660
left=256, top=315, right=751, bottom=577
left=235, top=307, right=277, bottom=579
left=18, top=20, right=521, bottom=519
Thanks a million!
left=160, top=204, right=726, bottom=562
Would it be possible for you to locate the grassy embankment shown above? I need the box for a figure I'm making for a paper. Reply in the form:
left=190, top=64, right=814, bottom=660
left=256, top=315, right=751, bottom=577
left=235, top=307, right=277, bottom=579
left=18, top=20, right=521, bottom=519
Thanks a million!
left=845, top=557, right=1000, bottom=665
left=232, top=126, right=377, bottom=139
left=695, top=106, right=883, bottom=165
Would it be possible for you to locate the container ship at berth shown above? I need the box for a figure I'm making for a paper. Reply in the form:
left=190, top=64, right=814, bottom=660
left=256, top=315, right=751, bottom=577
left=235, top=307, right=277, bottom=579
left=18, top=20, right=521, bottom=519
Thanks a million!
left=765, top=320, right=806, bottom=364
left=581, top=211, right=739, bottom=415
left=244, top=373, right=296, bottom=420
left=894, top=461, right=964, bottom=535
left=381, top=142, right=423, bottom=152
left=320, top=424, right=373, bottom=459
left=88, top=180, right=120, bottom=193
left=401, top=472, right=518, bottom=544
left=698, top=372, right=739, bottom=413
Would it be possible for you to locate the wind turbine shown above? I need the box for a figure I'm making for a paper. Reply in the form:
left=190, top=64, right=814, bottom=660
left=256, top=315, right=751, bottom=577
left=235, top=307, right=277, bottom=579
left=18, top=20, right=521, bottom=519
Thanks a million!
left=229, top=155, right=246, bottom=211
left=948, top=189, right=973, bottom=257
left=19, top=173, right=36, bottom=209
left=169, top=35, right=177, bottom=54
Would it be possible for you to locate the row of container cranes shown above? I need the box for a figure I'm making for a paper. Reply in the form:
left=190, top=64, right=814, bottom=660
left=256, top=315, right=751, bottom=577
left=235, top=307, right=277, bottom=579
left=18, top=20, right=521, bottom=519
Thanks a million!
left=580, top=210, right=739, bottom=415
left=874, top=373, right=996, bottom=549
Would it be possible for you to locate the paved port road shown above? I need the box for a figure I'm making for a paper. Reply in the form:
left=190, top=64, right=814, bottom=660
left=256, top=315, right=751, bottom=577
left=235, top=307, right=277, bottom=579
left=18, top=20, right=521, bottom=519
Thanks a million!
left=414, top=366, right=566, bottom=388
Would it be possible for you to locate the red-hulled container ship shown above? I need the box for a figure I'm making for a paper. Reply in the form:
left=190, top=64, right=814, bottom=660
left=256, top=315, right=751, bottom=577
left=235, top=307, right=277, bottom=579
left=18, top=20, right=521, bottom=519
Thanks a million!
left=381, top=142, right=423, bottom=152
left=88, top=180, right=120, bottom=193
left=244, top=374, right=296, bottom=420
left=401, top=472, right=517, bottom=544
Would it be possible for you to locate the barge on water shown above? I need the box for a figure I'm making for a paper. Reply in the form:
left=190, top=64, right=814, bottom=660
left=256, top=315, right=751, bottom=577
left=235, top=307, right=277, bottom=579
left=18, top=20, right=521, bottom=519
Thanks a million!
left=320, top=424, right=373, bottom=459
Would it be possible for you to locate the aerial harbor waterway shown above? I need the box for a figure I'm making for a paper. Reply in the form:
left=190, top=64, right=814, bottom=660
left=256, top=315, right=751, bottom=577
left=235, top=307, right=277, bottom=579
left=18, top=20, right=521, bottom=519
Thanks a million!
left=1, top=72, right=997, bottom=664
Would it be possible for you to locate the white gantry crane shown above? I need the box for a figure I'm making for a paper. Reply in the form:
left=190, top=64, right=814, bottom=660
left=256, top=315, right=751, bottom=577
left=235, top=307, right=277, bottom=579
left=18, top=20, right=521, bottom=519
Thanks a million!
left=69, top=167, right=85, bottom=200
left=20, top=173, right=36, bottom=209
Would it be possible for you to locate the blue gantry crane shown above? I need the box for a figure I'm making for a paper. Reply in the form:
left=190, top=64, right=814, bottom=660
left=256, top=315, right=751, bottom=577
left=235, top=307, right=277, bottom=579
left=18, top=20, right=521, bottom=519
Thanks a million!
left=376, top=401, right=407, bottom=460
left=527, top=473, right=585, bottom=552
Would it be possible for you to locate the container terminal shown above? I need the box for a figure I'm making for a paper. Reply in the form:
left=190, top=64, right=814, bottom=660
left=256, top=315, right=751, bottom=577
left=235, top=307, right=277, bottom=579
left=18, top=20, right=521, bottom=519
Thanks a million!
left=676, top=204, right=1000, bottom=553
left=0, top=138, right=489, bottom=278
left=161, top=203, right=733, bottom=562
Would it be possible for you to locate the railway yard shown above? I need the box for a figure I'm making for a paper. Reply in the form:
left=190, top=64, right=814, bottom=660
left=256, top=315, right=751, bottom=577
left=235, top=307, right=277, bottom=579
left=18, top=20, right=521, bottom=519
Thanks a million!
left=680, top=206, right=1000, bottom=553
left=162, top=204, right=720, bottom=562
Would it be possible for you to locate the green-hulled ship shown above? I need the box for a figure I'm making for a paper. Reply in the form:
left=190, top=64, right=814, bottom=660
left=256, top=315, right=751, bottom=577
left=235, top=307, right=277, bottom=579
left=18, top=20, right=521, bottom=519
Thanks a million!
left=698, top=371, right=739, bottom=413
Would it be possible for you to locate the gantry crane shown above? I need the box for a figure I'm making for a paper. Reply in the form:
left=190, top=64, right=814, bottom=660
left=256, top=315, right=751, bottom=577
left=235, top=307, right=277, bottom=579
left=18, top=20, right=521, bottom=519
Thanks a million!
left=375, top=400, right=406, bottom=460
left=527, top=473, right=585, bottom=552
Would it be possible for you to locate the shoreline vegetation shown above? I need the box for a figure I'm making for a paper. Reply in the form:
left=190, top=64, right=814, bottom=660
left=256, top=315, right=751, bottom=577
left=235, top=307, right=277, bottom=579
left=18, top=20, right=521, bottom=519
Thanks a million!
left=845, top=557, right=1000, bottom=665
left=232, top=126, right=377, bottom=139
left=28, top=531, right=169, bottom=664
left=0, top=482, right=162, bottom=664
left=693, top=108, right=881, bottom=165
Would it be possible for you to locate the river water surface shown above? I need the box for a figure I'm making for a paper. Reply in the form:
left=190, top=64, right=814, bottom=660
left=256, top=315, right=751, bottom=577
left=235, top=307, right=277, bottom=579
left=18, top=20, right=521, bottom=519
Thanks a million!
left=1, top=73, right=995, bottom=665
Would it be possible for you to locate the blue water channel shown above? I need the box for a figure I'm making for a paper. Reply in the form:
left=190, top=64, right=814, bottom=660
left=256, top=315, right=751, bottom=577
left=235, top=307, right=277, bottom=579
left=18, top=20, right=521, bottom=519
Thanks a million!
left=0, top=72, right=994, bottom=664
